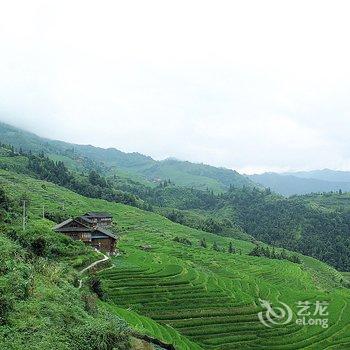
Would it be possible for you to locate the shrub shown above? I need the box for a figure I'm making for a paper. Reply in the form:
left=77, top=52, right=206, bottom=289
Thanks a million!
left=81, top=292, right=98, bottom=315
left=68, top=312, right=130, bottom=350
left=89, top=275, right=105, bottom=299
left=199, top=237, right=207, bottom=248
left=7, top=222, right=91, bottom=260
left=228, top=241, right=236, bottom=253
left=249, top=245, right=301, bottom=264
left=173, top=236, right=192, bottom=246
left=31, top=237, right=47, bottom=257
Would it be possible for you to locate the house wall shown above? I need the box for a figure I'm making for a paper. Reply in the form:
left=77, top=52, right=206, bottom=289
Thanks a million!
left=62, top=233, right=115, bottom=252
left=69, top=221, right=87, bottom=228
left=95, top=218, right=112, bottom=227
left=64, top=232, right=80, bottom=240
left=56, top=218, right=116, bottom=253
left=63, top=232, right=91, bottom=242
left=91, top=237, right=116, bottom=253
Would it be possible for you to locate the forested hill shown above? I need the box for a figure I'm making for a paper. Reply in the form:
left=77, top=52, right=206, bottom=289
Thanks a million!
left=141, top=185, right=350, bottom=271
left=1, top=143, right=350, bottom=271
left=1, top=121, right=350, bottom=270
left=0, top=122, right=254, bottom=192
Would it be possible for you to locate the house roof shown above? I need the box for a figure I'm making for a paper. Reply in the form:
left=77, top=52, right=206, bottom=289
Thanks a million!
left=94, top=227, right=117, bottom=240
left=79, top=216, right=94, bottom=224
left=84, top=212, right=113, bottom=218
left=53, top=217, right=91, bottom=231
left=53, top=218, right=74, bottom=230
left=57, top=227, right=92, bottom=233
left=53, top=215, right=117, bottom=240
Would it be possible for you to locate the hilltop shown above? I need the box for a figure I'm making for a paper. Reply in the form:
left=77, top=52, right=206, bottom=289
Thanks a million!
left=0, top=122, right=254, bottom=192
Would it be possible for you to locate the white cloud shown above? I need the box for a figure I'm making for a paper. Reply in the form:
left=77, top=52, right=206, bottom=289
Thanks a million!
left=1, top=0, right=350, bottom=173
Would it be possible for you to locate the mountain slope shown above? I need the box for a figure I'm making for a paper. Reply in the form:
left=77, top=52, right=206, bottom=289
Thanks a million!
left=0, top=187, right=131, bottom=349
left=145, top=184, right=350, bottom=271
left=1, top=167, right=349, bottom=349
left=2, top=145, right=349, bottom=271
left=0, top=122, right=254, bottom=192
left=249, top=172, right=350, bottom=196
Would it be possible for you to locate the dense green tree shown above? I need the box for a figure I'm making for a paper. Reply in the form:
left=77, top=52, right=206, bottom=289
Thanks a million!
left=199, top=237, right=207, bottom=248
left=212, top=241, right=220, bottom=251
left=228, top=241, right=235, bottom=253
left=0, top=186, right=9, bottom=211
left=249, top=245, right=301, bottom=264
left=26, top=153, right=145, bottom=210
left=173, top=236, right=192, bottom=245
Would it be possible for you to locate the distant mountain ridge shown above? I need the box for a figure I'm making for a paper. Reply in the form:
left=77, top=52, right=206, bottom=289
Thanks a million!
left=249, top=170, right=350, bottom=196
left=0, top=121, right=254, bottom=192
left=284, top=169, right=350, bottom=182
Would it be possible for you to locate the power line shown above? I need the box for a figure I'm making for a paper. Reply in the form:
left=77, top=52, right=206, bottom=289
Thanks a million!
left=22, top=200, right=26, bottom=231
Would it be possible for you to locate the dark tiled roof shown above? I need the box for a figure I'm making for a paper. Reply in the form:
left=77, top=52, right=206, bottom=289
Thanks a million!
left=53, top=214, right=116, bottom=240
left=53, top=218, right=73, bottom=230
left=84, top=212, right=113, bottom=218
left=57, top=227, right=92, bottom=233
left=53, top=218, right=91, bottom=231
left=94, top=227, right=117, bottom=240
left=79, top=216, right=94, bottom=223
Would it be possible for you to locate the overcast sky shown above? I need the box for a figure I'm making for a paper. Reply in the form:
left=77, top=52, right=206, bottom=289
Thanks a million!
left=1, top=1, right=350, bottom=174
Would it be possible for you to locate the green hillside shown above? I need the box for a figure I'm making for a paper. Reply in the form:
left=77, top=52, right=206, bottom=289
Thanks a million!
left=0, top=185, right=130, bottom=349
left=1, top=145, right=349, bottom=271
left=296, top=192, right=350, bottom=212
left=1, top=168, right=349, bottom=349
left=132, top=182, right=350, bottom=271
left=0, top=122, right=254, bottom=192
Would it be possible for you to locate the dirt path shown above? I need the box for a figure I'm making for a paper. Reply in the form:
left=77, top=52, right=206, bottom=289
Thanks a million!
left=80, top=252, right=109, bottom=274
left=78, top=250, right=110, bottom=289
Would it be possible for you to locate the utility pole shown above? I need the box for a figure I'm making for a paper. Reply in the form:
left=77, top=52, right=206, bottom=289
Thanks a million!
left=22, top=200, right=26, bottom=231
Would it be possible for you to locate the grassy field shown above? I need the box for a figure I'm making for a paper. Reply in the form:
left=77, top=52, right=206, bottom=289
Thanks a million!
left=1, top=168, right=349, bottom=349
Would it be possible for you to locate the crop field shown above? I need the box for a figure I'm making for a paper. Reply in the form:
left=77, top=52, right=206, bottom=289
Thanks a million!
left=1, top=169, right=350, bottom=349
left=100, top=231, right=350, bottom=349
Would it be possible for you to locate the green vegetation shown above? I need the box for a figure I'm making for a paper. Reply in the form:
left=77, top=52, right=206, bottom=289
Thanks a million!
left=296, top=191, right=350, bottom=211
left=173, top=235, right=192, bottom=245
left=2, top=122, right=350, bottom=348
left=139, top=184, right=350, bottom=271
left=216, top=187, right=350, bottom=270
left=0, top=147, right=148, bottom=210
left=99, top=223, right=349, bottom=349
left=249, top=244, right=301, bottom=264
left=2, top=141, right=350, bottom=271
left=0, top=122, right=255, bottom=192
left=0, top=167, right=349, bottom=349
left=0, top=189, right=130, bottom=349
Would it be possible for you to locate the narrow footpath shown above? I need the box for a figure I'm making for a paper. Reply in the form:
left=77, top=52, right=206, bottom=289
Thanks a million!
left=78, top=250, right=110, bottom=289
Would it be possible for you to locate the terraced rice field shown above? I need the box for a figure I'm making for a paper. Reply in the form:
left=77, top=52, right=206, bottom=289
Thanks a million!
left=100, top=231, right=350, bottom=349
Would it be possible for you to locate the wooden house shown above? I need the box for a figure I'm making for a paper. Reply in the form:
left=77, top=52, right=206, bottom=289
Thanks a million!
left=53, top=212, right=116, bottom=254
left=82, top=212, right=113, bottom=228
